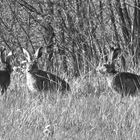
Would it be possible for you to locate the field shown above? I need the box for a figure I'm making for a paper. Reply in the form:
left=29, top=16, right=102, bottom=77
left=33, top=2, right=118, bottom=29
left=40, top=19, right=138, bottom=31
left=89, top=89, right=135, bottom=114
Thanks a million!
left=0, top=0, right=140, bottom=139
left=0, top=72, right=139, bottom=140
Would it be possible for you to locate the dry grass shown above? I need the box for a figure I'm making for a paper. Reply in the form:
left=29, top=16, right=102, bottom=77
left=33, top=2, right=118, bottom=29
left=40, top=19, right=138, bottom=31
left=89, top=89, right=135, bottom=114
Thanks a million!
left=0, top=73, right=140, bottom=140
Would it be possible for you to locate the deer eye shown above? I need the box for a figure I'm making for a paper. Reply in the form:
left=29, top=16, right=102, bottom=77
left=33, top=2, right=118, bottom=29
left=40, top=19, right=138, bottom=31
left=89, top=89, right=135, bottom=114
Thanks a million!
left=103, top=64, right=108, bottom=67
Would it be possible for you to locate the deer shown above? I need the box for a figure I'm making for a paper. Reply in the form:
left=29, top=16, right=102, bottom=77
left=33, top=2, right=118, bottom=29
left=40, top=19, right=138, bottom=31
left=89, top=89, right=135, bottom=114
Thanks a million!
left=0, top=48, right=13, bottom=98
left=22, top=47, right=70, bottom=94
left=97, top=47, right=140, bottom=98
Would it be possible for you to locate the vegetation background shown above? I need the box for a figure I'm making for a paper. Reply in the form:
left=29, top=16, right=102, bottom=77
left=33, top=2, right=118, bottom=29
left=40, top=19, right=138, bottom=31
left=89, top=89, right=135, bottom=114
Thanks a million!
left=0, top=0, right=140, bottom=139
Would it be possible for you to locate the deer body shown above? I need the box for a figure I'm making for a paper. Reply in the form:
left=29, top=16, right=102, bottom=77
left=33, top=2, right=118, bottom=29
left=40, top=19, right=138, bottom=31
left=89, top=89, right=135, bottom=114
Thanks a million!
left=106, top=71, right=140, bottom=97
left=0, top=48, right=13, bottom=96
left=0, top=71, right=10, bottom=94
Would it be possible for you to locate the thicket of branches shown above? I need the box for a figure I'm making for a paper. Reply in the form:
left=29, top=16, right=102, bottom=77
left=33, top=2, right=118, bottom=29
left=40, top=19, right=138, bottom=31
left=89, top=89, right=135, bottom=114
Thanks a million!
left=0, top=0, right=139, bottom=77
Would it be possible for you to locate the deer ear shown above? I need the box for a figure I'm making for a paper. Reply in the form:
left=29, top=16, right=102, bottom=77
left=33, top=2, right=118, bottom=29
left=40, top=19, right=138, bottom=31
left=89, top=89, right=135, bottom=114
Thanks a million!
left=1, top=48, right=6, bottom=63
left=112, top=48, right=121, bottom=60
left=7, top=51, right=13, bottom=57
left=34, top=47, right=43, bottom=59
left=6, top=51, right=13, bottom=64
left=109, top=47, right=121, bottom=63
left=22, top=48, right=31, bottom=62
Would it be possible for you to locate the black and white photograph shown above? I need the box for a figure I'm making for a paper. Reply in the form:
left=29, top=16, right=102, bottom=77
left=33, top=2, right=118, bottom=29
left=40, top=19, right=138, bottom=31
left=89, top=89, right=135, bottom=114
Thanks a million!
left=0, top=0, right=139, bottom=139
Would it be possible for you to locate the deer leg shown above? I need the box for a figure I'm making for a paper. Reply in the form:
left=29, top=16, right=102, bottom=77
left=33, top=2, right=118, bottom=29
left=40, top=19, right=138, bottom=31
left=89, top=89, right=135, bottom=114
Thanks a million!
left=1, top=86, right=5, bottom=96
left=2, top=85, right=7, bottom=101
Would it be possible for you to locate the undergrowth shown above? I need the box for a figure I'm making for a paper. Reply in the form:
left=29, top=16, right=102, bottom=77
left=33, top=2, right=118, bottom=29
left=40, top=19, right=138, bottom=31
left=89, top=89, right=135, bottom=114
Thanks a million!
left=0, top=73, right=140, bottom=140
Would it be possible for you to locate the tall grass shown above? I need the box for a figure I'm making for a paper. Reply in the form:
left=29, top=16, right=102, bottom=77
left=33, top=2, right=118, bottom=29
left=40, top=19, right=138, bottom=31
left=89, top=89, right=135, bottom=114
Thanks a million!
left=0, top=72, right=139, bottom=140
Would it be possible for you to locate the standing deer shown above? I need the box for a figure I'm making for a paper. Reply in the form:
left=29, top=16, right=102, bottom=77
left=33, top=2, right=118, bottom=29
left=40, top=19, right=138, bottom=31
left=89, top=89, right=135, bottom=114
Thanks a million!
left=97, top=47, right=140, bottom=97
left=0, top=48, right=13, bottom=96
left=23, top=47, right=70, bottom=93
